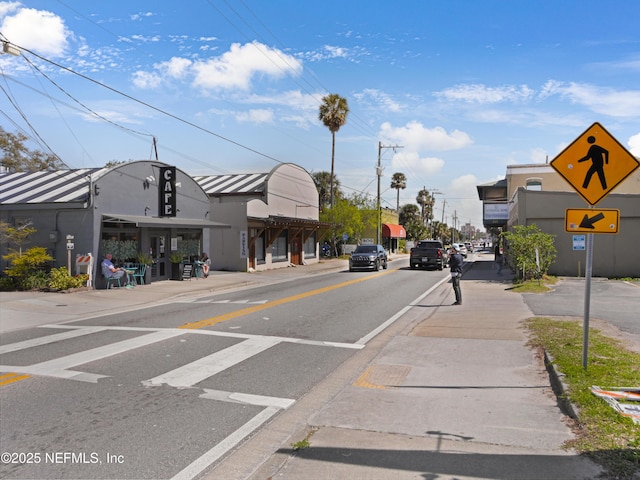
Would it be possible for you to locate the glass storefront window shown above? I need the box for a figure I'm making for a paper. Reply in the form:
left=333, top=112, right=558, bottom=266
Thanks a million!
left=272, top=230, right=288, bottom=262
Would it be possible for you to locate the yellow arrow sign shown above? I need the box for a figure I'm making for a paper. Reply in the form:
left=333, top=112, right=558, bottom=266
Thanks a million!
left=565, top=208, right=619, bottom=234
left=550, top=122, right=639, bottom=206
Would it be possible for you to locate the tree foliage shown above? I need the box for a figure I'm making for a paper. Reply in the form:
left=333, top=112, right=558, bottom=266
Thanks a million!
left=0, top=127, right=65, bottom=172
left=416, top=187, right=436, bottom=227
left=3, top=246, right=54, bottom=284
left=501, top=224, right=557, bottom=280
left=399, top=204, right=428, bottom=240
left=0, top=220, right=36, bottom=255
left=311, top=171, right=341, bottom=213
left=320, top=193, right=376, bottom=244
left=318, top=94, right=349, bottom=208
left=390, top=172, right=407, bottom=212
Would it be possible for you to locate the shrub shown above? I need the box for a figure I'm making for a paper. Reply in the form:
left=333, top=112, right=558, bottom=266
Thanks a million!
left=48, top=267, right=88, bottom=290
left=3, top=246, right=53, bottom=290
left=21, top=270, right=50, bottom=291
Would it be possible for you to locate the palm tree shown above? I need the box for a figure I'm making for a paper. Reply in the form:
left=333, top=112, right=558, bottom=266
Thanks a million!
left=311, top=171, right=340, bottom=213
left=390, top=172, right=407, bottom=212
left=318, top=94, right=349, bottom=209
left=416, top=187, right=436, bottom=234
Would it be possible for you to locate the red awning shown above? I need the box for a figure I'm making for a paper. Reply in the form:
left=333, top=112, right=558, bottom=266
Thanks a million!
left=382, top=223, right=406, bottom=238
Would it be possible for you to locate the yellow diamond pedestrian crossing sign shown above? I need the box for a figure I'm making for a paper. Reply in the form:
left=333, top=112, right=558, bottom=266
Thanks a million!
left=565, top=208, right=619, bottom=234
left=550, top=122, right=639, bottom=206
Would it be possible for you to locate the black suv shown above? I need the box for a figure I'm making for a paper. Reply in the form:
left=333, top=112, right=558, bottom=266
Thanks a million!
left=349, top=244, right=388, bottom=271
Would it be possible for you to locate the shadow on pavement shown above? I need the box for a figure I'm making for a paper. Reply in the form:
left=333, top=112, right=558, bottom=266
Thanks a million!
left=275, top=446, right=600, bottom=480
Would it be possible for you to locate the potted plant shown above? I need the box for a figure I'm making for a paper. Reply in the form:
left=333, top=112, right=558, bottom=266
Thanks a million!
left=137, top=252, right=153, bottom=284
left=169, top=252, right=184, bottom=280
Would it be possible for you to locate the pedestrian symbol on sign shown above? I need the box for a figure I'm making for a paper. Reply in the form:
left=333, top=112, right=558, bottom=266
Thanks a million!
left=550, top=122, right=640, bottom=206
left=578, top=136, right=609, bottom=190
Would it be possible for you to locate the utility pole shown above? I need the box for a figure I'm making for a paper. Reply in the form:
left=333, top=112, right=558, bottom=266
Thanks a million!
left=377, top=142, right=403, bottom=244
left=452, top=210, right=458, bottom=243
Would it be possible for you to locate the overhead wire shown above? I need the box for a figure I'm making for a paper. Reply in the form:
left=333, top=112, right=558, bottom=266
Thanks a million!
left=0, top=66, right=69, bottom=168
left=9, top=41, right=287, bottom=166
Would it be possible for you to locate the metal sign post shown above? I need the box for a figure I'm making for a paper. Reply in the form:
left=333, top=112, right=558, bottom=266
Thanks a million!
left=550, top=122, right=639, bottom=370
left=582, top=232, right=593, bottom=369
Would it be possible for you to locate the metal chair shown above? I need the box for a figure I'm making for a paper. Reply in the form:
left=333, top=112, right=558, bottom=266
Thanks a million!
left=131, top=263, right=147, bottom=285
left=102, top=264, right=121, bottom=289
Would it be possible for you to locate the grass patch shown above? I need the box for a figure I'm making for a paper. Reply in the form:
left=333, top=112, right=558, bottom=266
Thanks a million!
left=509, top=275, right=558, bottom=293
left=526, top=317, right=640, bottom=479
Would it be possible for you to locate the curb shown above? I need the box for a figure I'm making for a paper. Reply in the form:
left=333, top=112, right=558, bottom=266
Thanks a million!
left=543, top=349, right=583, bottom=426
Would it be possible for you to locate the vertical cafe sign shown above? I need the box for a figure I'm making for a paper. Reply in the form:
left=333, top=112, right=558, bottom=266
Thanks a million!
left=159, top=166, right=177, bottom=217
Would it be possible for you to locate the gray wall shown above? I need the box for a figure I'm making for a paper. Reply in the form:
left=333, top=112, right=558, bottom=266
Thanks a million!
left=510, top=189, right=639, bottom=277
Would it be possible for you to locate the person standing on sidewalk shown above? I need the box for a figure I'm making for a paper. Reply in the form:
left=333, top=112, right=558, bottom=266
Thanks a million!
left=494, top=243, right=503, bottom=274
left=448, top=245, right=464, bottom=305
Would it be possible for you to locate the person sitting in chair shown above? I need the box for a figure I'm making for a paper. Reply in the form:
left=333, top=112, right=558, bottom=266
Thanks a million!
left=101, top=253, right=131, bottom=286
left=201, top=252, right=211, bottom=278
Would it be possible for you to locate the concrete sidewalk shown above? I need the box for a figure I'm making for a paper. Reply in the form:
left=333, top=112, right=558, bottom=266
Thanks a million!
left=208, top=255, right=603, bottom=480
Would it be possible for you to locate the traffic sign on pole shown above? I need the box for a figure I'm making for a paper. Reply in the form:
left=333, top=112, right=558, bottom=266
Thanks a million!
left=565, top=208, right=620, bottom=234
left=550, top=122, right=639, bottom=206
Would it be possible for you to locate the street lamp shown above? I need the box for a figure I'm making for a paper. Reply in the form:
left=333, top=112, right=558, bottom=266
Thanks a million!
left=2, top=42, right=20, bottom=56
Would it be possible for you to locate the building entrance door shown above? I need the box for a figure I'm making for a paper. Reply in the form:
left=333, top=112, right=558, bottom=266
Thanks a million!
left=150, top=230, right=170, bottom=281
left=291, top=235, right=302, bottom=265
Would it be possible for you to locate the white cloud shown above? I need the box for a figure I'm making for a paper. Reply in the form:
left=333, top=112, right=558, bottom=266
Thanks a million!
left=628, top=132, right=640, bottom=157
left=0, top=2, right=20, bottom=17
left=130, top=42, right=303, bottom=93
left=530, top=147, right=549, bottom=164
left=447, top=174, right=483, bottom=227
left=435, top=84, right=535, bottom=103
left=131, top=70, right=162, bottom=89
left=354, top=89, right=402, bottom=112
left=235, top=109, right=274, bottom=124
left=391, top=151, right=445, bottom=177
left=157, top=57, right=192, bottom=79
left=130, top=12, right=154, bottom=21
left=540, top=81, right=640, bottom=118
left=380, top=121, right=473, bottom=151
left=192, top=41, right=302, bottom=91
left=0, top=4, right=69, bottom=56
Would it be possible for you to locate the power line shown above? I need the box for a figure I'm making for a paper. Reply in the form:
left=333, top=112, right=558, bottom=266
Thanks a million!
left=6, top=41, right=287, bottom=166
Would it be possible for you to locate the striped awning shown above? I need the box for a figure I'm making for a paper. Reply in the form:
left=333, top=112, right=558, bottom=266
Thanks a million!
left=194, top=173, right=268, bottom=195
left=0, top=169, right=105, bottom=204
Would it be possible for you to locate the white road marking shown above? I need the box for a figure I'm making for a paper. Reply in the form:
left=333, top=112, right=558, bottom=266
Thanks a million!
left=1, top=330, right=185, bottom=383
left=0, top=326, right=108, bottom=354
left=171, top=406, right=281, bottom=480
left=356, top=275, right=450, bottom=345
left=200, top=389, right=295, bottom=409
left=143, top=336, right=282, bottom=388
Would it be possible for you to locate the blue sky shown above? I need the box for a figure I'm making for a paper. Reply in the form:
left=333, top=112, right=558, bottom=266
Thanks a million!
left=1, top=1, right=639, bottom=229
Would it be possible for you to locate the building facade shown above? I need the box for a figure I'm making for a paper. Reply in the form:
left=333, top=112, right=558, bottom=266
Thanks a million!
left=195, top=163, right=328, bottom=272
left=477, top=163, right=640, bottom=277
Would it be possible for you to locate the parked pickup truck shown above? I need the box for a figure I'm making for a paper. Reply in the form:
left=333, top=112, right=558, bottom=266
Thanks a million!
left=410, top=240, right=447, bottom=270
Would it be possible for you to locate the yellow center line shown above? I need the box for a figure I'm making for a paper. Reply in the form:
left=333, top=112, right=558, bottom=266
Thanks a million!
left=180, top=268, right=396, bottom=329
left=0, top=372, right=31, bottom=386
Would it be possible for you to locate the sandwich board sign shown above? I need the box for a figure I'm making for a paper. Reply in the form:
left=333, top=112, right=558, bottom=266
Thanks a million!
left=550, top=122, right=639, bottom=206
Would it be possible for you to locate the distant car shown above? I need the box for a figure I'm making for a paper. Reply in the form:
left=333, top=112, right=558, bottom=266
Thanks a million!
left=410, top=240, right=447, bottom=270
left=464, top=242, right=473, bottom=253
left=451, top=243, right=468, bottom=258
left=349, top=244, right=388, bottom=271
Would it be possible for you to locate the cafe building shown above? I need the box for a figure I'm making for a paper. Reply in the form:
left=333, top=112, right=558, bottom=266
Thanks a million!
left=0, top=160, right=228, bottom=287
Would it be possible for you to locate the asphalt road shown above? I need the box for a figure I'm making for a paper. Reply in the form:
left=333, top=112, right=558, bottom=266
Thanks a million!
left=0, top=260, right=449, bottom=480
left=521, top=277, right=640, bottom=336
